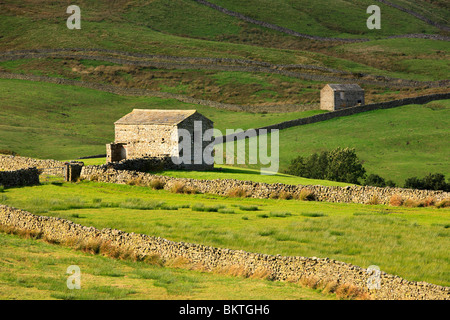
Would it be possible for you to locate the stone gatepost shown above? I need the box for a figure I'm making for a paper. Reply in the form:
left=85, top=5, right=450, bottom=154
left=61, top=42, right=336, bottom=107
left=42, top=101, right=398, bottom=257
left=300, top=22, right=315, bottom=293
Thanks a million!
left=64, top=162, right=84, bottom=182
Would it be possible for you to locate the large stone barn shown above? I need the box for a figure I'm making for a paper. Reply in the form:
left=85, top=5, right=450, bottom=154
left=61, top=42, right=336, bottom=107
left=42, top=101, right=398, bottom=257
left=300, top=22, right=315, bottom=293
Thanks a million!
left=106, top=109, right=214, bottom=170
left=320, top=84, right=365, bottom=111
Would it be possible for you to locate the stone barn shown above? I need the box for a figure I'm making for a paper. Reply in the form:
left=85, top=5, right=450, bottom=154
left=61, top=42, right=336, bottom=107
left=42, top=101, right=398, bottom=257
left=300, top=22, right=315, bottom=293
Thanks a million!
left=320, top=84, right=365, bottom=111
left=106, top=109, right=214, bottom=170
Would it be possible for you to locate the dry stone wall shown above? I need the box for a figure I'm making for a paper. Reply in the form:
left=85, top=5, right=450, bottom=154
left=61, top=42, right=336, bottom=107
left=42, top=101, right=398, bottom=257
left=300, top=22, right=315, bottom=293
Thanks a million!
left=0, top=154, right=66, bottom=176
left=0, top=168, right=40, bottom=188
left=1, top=154, right=448, bottom=205
left=80, top=166, right=449, bottom=205
left=0, top=204, right=448, bottom=300
left=217, top=92, right=450, bottom=143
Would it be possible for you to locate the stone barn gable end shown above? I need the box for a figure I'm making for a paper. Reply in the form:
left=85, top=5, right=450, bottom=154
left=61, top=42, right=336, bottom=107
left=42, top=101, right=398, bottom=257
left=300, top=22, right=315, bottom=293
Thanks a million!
left=320, top=84, right=365, bottom=111
left=106, top=109, right=214, bottom=169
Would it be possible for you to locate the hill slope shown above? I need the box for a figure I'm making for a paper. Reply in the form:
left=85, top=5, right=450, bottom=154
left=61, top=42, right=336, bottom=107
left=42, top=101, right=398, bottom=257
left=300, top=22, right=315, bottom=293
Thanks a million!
left=223, top=99, right=450, bottom=185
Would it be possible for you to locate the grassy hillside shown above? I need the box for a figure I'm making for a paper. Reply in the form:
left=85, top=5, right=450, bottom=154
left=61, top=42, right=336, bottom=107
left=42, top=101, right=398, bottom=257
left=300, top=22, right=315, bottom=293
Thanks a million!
left=0, top=1, right=448, bottom=84
left=221, top=100, right=450, bottom=185
left=1, top=79, right=448, bottom=185
left=200, top=0, right=445, bottom=37
left=0, top=79, right=324, bottom=160
left=2, top=0, right=446, bottom=44
left=1, top=179, right=449, bottom=287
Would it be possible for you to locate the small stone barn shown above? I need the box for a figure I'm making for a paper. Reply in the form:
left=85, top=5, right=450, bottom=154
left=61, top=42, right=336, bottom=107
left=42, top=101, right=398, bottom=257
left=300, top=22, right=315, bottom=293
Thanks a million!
left=106, top=109, right=214, bottom=169
left=320, top=84, right=365, bottom=111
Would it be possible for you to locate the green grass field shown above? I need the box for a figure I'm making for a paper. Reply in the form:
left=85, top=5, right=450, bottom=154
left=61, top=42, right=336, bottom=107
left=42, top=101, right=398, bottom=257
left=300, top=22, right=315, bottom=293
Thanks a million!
left=0, top=232, right=336, bottom=300
left=1, top=179, right=449, bottom=287
left=222, top=100, right=450, bottom=185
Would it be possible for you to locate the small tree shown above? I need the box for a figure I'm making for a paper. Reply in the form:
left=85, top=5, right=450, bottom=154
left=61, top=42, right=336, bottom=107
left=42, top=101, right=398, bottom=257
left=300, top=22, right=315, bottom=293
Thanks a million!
left=404, top=176, right=424, bottom=190
left=286, top=147, right=366, bottom=184
left=325, top=147, right=366, bottom=184
left=404, top=173, right=449, bottom=191
left=365, top=174, right=386, bottom=187
left=422, top=173, right=448, bottom=191
left=286, top=155, right=306, bottom=178
left=385, top=180, right=397, bottom=188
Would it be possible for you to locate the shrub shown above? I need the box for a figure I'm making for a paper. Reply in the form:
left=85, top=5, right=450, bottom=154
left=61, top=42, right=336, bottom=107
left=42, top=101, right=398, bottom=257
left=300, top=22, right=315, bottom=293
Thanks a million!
left=423, top=197, right=436, bottom=207
left=191, top=203, right=225, bottom=212
left=141, top=254, right=164, bottom=266
left=404, top=173, right=449, bottom=191
left=278, top=191, right=293, bottom=200
left=171, top=182, right=198, bottom=194
left=238, top=205, right=259, bottom=211
left=227, top=187, right=248, bottom=198
left=0, top=185, right=4, bottom=193
left=404, top=177, right=424, bottom=190
left=335, top=283, right=367, bottom=300
left=322, top=281, right=339, bottom=295
left=422, top=173, right=448, bottom=191
left=286, top=147, right=366, bottom=184
left=82, top=239, right=102, bottom=255
left=269, top=192, right=279, bottom=199
left=367, top=195, right=380, bottom=205
left=385, top=180, right=397, bottom=188
left=127, top=177, right=146, bottom=187
left=184, top=186, right=199, bottom=194
left=149, top=178, right=165, bottom=190
left=403, top=198, right=422, bottom=208
left=269, top=211, right=292, bottom=218
left=364, top=174, right=386, bottom=187
left=297, top=188, right=315, bottom=201
left=389, top=194, right=403, bottom=207
left=249, top=268, right=272, bottom=280
left=436, top=198, right=450, bottom=208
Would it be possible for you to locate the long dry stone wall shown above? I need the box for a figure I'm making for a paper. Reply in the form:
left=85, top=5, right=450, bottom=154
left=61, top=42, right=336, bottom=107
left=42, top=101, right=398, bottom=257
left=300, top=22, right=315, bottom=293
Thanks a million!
left=80, top=166, right=449, bottom=205
left=1, top=154, right=448, bottom=205
left=216, top=92, right=450, bottom=143
left=0, top=205, right=448, bottom=300
left=0, top=154, right=66, bottom=176
left=0, top=168, right=40, bottom=188
left=2, top=52, right=449, bottom=89
left=3, top=48, right=449, bottom=86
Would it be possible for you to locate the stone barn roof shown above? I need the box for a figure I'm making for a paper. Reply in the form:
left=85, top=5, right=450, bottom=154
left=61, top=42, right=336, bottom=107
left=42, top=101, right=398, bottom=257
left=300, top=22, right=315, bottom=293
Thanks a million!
left=114, top=109, right=199, bottom=126
left=324, top=84, right=364, bottom=92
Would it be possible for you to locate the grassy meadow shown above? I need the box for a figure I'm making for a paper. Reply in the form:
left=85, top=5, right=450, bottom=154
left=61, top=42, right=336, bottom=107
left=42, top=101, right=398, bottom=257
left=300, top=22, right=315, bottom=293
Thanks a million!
left=1, top=178, right=449, bottom=287
left=0, top=232, right=336, bottom=300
